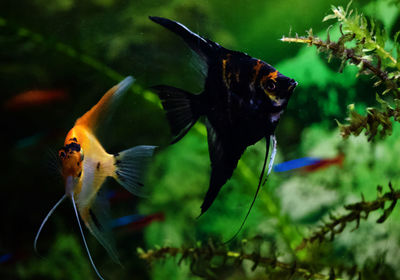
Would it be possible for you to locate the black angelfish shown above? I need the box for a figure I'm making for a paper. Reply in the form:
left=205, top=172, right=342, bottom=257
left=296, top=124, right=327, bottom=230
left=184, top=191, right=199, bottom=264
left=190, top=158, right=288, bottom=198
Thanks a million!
left=150, top=16, right=297, bottom=238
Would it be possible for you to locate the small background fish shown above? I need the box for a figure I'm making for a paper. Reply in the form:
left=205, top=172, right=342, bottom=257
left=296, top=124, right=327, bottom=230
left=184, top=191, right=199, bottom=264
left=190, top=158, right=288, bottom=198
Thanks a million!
left=274, top=153, right=344, bottom=173
left=3, top=89, right=68, bottom=111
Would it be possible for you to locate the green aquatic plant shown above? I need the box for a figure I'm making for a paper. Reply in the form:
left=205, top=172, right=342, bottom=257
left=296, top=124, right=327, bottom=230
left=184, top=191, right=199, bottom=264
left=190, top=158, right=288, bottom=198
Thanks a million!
left=297, top=182, right=399, bottom=251
left=138, top=240, right=344, bottom=280
left=281, top=1, right=400, bottom=140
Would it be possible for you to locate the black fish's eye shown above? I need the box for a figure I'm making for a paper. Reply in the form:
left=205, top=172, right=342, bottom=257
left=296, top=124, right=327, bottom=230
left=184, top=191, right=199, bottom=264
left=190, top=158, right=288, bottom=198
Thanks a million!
left=265, top=80, right=276, bottom=91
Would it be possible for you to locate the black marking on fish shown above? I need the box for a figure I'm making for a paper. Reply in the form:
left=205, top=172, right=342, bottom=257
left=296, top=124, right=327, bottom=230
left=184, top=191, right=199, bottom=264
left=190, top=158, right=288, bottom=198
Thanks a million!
left=96, top=162, right=100, bottom=170
left=150, top=17, right=297, bottom=216
left=69, top=137, right=78, bottom=142
left=136, top=182, right=144, bottom=187
left=77, top=171, right=82, bottom=177
left=115, top=171, right=123, bottom=181
left=89, top=209, right=102, bottom=231
left=64, top=142, right=81, bottom=152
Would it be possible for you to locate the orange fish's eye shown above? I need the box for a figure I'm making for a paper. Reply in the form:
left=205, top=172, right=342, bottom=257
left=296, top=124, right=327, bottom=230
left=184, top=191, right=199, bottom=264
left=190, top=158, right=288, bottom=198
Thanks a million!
left=59, top=149, right=66, bottom=159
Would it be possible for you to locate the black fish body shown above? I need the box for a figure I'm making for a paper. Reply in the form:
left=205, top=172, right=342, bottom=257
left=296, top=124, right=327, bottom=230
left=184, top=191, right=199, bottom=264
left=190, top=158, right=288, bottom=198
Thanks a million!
left=150, top=16, right=297, bottom=215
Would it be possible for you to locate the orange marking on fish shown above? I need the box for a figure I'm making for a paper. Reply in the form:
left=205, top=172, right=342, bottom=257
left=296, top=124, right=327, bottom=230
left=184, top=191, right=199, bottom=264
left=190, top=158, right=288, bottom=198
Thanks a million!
left=260, top=74, right=279, bottom=103
left=222, top=54, right=231, bottom=88
left=4, top=89, right=68, bottom=110
left=267, top=70, right=278, bottom=82
left=260, top=75, right=268, bottom=84
left=235, top=70, right=240, bottom=82
left=252, top=60, right=263, bottom=83
left=249, top=60, right=263, bottom=91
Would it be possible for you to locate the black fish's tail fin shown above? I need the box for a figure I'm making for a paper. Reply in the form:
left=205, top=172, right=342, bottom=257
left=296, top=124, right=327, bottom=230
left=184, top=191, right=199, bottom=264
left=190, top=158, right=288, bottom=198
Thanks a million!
left=152, top=85, right=202, bottom=144
left=149, top=16, right=218, bottom=63
left=224, top=135, right=277, bottom=244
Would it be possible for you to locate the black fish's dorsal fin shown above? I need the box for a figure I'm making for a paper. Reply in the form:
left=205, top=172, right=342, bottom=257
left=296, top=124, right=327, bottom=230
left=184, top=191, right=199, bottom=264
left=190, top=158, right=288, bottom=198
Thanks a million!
left=149, top=16, right=218, bottom=63
left=224, top=135, right=277, bottom=244
left=200, top=121, right=245, bottom=215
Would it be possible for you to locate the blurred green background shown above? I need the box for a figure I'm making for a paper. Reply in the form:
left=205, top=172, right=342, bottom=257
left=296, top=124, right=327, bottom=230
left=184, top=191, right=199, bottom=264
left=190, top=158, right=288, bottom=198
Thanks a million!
left=1, top=0, right=400, bottom=279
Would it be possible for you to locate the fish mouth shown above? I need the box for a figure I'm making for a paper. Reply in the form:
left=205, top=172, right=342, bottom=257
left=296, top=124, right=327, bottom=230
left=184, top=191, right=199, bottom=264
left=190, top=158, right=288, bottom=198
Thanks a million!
left=288, top=79, right=298, bottom=92
left=65, top=176, right=75, bottom=196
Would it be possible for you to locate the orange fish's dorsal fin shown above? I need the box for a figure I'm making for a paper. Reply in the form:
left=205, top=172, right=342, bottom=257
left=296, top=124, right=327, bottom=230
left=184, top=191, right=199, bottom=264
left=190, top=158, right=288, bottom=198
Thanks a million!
left=75, top=76, right=134, bottom=132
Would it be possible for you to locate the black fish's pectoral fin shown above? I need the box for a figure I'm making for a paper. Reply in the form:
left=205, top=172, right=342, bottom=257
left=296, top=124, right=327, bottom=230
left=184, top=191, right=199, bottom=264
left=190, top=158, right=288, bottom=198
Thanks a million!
left=200, top=122, right=245, bottom=215
left=152, top=85, right=201, bottom=144
left=149, top=16, right=218, bottom=63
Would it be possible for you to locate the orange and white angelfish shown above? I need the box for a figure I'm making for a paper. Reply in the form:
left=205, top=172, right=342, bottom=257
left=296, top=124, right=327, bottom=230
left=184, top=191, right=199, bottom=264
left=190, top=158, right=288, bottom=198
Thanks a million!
left=34, top=76, right=156, bottom=279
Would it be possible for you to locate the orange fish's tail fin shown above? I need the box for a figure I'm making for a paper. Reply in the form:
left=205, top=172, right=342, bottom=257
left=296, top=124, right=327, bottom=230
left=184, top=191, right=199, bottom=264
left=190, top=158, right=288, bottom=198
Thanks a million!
left=76, top=76, right=134, bottom=132
left=113, top=145, right=157, bottom=197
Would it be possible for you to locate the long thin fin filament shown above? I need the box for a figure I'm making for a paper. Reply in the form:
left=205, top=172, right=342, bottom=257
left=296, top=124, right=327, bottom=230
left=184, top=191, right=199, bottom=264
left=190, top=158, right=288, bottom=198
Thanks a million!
left=71, top=195, right=105, bottom=280
left=34, top=194, right=66, bottom=254
left=263, top=135, right=277, bottom=186
left=224, top=135, right=276, bottom=244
